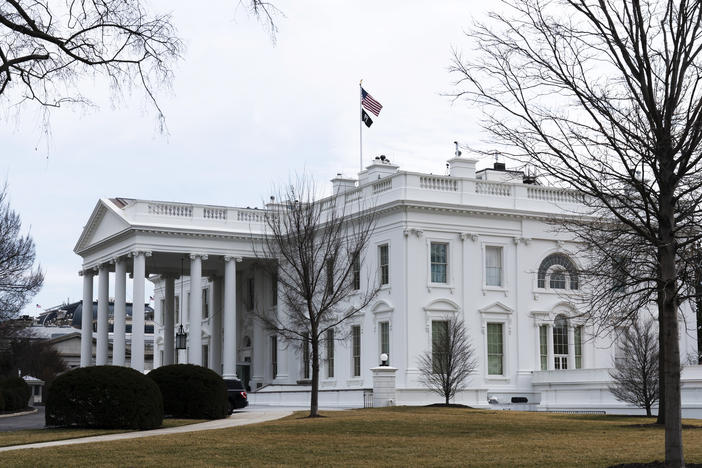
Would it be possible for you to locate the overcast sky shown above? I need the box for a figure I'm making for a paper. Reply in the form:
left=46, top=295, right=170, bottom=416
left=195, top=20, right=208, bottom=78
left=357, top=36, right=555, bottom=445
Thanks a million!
left=3, top=0, right=494, bottom=315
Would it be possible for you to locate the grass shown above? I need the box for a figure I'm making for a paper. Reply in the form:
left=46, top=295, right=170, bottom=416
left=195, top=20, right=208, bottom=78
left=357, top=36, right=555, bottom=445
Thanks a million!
left=0, top=407, right=702, bottom=467
left=0, top=418, right=205, bottom=448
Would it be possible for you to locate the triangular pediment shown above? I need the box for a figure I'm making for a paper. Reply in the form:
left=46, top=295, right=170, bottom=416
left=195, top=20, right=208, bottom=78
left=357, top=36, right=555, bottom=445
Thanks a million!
left=74, top=199, right=131, bottom=254
left=478, top=301, right=514, bottom=315
left=423, top=298, right=460, bottom=313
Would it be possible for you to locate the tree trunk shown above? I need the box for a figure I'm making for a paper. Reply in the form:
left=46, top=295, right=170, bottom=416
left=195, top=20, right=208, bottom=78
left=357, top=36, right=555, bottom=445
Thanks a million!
left=659, top=178, right=684, bottom=467
left=646, top=403, right=652, bottom=418
left=310, top=330, right=320, bottom=417
left=657, top=312, right=666, bottom=425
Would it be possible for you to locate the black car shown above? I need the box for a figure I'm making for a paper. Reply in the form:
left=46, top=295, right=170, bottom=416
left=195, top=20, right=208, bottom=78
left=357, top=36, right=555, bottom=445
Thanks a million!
left=224, top=378, right=248, bottom=412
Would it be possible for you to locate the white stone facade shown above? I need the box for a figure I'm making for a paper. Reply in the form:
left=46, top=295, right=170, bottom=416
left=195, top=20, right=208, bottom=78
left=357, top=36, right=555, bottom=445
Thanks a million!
left=74, top=156, right=701, bottom=413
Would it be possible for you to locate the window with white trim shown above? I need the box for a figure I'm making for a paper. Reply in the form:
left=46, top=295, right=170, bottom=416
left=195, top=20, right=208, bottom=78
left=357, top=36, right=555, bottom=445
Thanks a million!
left=326, top=329, right=335, bottom=378
left=487, top=323, right=504, bottom=375
left=351, top=325, right=361, bottom=377
left=485, top=246, right=503, bottom=287
left=379, top=321, right=390, bottom=364
left=379, top=244, right=389, bottom=286
left=430, top=242, right=448, bottom=283
left=539, top=325, right=548, bottom=370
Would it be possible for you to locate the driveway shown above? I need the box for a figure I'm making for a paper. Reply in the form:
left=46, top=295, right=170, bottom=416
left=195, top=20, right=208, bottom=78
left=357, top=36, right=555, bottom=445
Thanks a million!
left=0, top=407, right=44, bottom=432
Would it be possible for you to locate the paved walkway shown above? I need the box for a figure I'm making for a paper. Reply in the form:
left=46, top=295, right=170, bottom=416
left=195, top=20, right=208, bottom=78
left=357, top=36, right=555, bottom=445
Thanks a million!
left=0, top=407, right=42, bottom=432
left=0, top=409, right=291, bottom=453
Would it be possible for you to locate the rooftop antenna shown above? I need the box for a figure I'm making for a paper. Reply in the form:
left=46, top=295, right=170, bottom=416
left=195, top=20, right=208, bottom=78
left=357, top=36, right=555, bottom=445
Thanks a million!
left=453, top=141, right=462, bottom=157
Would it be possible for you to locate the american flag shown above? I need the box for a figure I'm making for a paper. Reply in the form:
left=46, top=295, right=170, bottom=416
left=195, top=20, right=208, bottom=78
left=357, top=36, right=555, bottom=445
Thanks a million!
left=361, top=88, right=382, bottom=116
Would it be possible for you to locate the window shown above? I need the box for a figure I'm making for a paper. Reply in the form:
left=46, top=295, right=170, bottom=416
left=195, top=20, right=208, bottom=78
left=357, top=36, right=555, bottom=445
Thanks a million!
left=352, top=252, right=360, bottom=290
left=612, top=257, right=627, bottom=292
left=379, top=244, right=389, bottom=285
left=485, top=246, right=503, bottom=287
left=432, top=321, right=448, bottom=373
left=487, top=323, right=504, bottom=375
left=160, top=299, right=165, bottom=325
left=271, top=335, right=278, bottom=379
left=186, top=293, right=191, bottom=323
left=549, top=270, right=566, bottom=289
left=539, top=325, right=548, bottom=370
left=175, top=296, right=180, bottom=323
left=202, top=288, right=209, bottom=319
left=202, top=344, right=209, bottom=369
left=272, top=272, right=278, bottom=306
left=352, top=325, right=361, bottom=377
left=302, top=332, right=310, bottom=379
left=326, top=329, right=335, bottom=378
left=553, top=315, right=568, bottom=369
left=538, top=253, right=579, bottom=290
left=430, top=243, right=448, bottom=283
left=379, top=321, right=390, bottom=364
left=247, top=278, right=255, bottom=310
left=574, top=326, right=583, bottom=369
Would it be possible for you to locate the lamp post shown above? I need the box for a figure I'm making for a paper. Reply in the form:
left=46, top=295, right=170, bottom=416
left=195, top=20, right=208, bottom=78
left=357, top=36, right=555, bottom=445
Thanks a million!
left=380, top=353, right=389, bottom=366
left=175, top=324, right=187, bottom=350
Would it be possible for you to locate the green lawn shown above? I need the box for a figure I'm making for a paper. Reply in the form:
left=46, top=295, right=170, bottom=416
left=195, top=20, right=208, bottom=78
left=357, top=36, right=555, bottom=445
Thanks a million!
left=0, top=418, right=204, bottom=448
left=0, top=407, right=701, bottom=467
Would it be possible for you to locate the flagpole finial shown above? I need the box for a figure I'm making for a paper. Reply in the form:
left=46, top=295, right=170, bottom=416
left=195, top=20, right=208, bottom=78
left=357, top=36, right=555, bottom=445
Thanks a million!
left=360, top=79, right=363, bottom=87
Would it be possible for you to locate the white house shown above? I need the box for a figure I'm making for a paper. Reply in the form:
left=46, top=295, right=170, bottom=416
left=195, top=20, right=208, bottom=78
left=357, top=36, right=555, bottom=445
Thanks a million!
left=73, top=155, right=702, bottom=414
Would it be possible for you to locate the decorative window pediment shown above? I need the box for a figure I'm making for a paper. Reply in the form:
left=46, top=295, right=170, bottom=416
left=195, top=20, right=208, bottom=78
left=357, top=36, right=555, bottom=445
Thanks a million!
left=479, top=301, right=513, bottom=335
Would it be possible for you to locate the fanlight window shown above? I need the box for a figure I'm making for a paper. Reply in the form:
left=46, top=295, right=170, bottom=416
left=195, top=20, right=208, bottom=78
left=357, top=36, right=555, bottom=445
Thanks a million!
left=538, top=254, right=579, bottom=290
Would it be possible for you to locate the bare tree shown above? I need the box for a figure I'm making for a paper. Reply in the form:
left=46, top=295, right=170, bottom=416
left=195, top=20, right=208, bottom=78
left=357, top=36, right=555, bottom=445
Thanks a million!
left=0, top=184, right=43, bottom=338
left=418, top=316, right=477, bottom=406
left=254, top=176, right=379, bottom=417
left=0, top=1, right=278, bottom=128
left=453, top=1, right=702, bottom=464
left=609, top=318, right=660, bottom=417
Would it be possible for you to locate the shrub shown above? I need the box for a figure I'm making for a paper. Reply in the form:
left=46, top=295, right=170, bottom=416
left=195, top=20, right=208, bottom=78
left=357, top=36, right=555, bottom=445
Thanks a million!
left=45, top=366, right=163, bottom=429
left=148, top=364, right=228, bottom=419
left=0, top=377, right=30, bottom=411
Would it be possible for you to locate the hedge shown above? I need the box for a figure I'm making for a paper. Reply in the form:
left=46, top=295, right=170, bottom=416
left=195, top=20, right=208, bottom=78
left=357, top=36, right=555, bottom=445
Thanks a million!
left=45, top=366, right=163, bottom=429
left=0, top=377, right=30, bottom=411
left=148, top=364, right=228, bottom=419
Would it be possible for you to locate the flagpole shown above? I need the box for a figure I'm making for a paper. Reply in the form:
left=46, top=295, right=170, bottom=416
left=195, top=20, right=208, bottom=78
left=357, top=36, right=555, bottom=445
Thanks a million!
left=359, top=79, right=363, bottom=174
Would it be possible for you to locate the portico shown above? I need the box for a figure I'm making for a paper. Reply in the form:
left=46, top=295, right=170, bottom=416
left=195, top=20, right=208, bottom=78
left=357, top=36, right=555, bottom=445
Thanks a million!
left=74, top=198, right=274, bottom=377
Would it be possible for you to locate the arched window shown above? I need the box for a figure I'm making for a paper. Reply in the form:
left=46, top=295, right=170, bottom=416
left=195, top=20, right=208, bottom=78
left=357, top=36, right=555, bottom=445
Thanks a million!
left=553, top=315, right=569, bottom=369
left=538, top=253, right=579, bottom=290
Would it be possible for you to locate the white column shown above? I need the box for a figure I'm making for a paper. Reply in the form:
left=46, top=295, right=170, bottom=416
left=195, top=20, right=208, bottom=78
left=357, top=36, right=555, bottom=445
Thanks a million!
left=546, top=324, right=555, bottom=370
left=567, top=326, right=576, bottom=370
left=211, top=276, right=223, bottom=374
left=113, top=258, right=127, bottom=366
left=131, top=251, right=148, bottom=372
left=189, top=254, right=206, bottom=365
left=163, top=276, right=175, bottom=366
left=96, top=265, right=110, bottom=366
left=223, top=256, right=238, bottom=379
left=80, top=270, right=94, bottom=367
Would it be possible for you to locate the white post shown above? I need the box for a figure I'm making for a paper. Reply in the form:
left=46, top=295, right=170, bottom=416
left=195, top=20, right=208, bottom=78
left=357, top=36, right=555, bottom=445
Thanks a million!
left=113, top=258, right=127, bottom=366
left=132, top=251, right=148, bottom=372
left=211, top=276, right=223, bottom=374
left=80, top=270, right=94, bottom=367
left=96, top=265, right=109, bottom=366
left=371, top=366, right=398, bottom=407
left=223, top=256, right=238, bottom=379
left=163, top=276, right=175, bottom=366
left=189, top=254, right=206, bottom=365
left=547, top=325, right=555, bottom=371
left=567, top=326, right=576, bottom=370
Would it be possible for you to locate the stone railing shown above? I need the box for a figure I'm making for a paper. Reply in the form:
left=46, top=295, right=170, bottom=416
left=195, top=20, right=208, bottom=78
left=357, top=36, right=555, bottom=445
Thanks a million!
left=527, top=186, right=583, bottom=204
left=476, top=181, right=512, bottom=197
left=148, top=203, right=193, bottom=217
left=419, top=176, right=457, bottom=192
left=203, top=207, right=227, bottom=220
left=236, top=209, right=266, bottom=223
left=373, top=178, right=392, bottom=194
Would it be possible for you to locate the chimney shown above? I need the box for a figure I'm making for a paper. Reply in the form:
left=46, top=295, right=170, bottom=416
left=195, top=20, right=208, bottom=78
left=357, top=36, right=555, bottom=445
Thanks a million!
left=331, top=174, right=357, bottom=194
left=448, top=157, right=478, bottom=178
left=359, top=155, right=400, bottom=185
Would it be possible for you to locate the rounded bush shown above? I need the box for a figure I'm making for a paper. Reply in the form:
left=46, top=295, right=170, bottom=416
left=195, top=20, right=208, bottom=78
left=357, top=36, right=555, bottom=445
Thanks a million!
left=0, top=377, right=30, bottom=411
left=148, top=364, right=228, bottom=419
left=45, top=366, right=163, bottom=429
